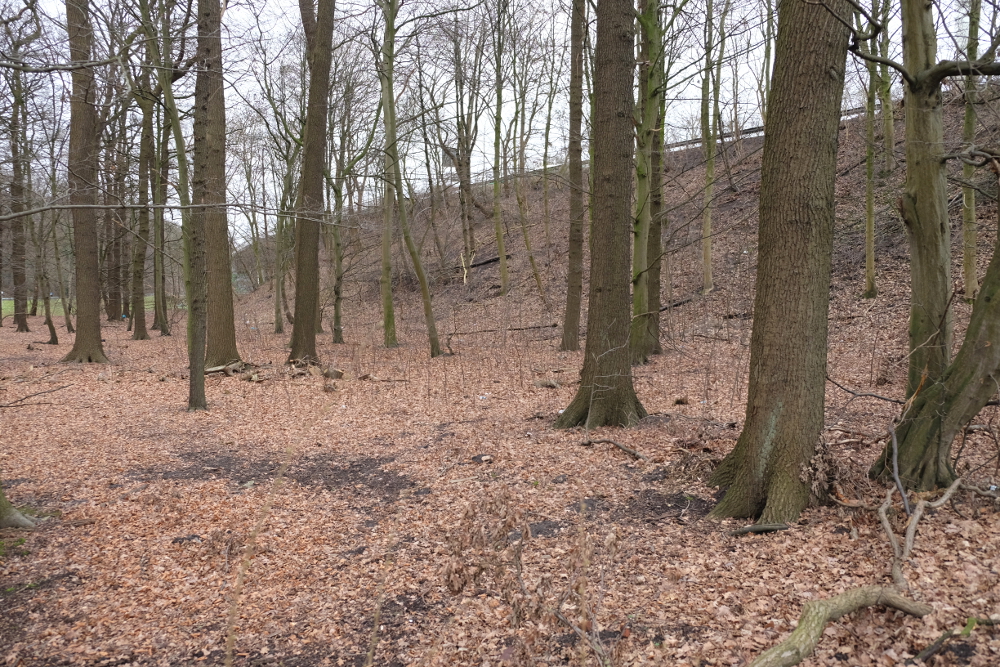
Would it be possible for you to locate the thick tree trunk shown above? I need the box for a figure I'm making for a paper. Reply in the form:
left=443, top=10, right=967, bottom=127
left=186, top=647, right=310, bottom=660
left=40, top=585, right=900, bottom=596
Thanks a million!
left=555, top=0, right=646, bottom=429
left=62, top=0, right=108, bottom=364
left=198, top=0, right=240, bottom=368
left=560, top=0, right=585, bottom=353
left=288, top=0, right=335, bottom=364
left=709, top=0, right=848, bottom=523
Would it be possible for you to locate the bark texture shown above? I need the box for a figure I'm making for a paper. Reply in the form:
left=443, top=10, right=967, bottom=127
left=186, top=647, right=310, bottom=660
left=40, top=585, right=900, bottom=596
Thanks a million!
left=872, top=203, right=1000, bottom=488
left=288, top=0, right=335, bottom=364
left=555, top=0, right=645, bottom=429
left=62, top=0, right=108, bottom=364
left=559, top=0, right=585, bottom=353
left=198, top=0, right=240, bottom=368
left=709, top=0, right=848, bottom=523
left=0, top=483, right=34, bottom=529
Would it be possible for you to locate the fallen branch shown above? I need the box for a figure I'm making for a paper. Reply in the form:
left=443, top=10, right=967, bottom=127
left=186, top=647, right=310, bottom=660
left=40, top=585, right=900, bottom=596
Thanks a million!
left=728, top=523, right=788, bottom=537
left=581, top=439, right=648, bottom=461
left=0, top=384, right=73, bottom=408
left=749, top=586, right=932, bottom=667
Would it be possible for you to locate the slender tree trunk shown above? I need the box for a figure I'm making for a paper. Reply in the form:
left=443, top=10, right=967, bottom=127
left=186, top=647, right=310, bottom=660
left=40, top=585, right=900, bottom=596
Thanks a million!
left=377, top=0, right=440, bottom=357
left=152, top=111, right=170, bottom=335
left=62, top=0, right=108, bottom=364
left=555, top=0, right=646, bottom=429
left=131, top=83, right=154, bottom=341
left=900, top=0, right=952, bottom=399
left=491, top=0, right=509, bottom=296
left=630, top=0, right=663, bottom=364
left=877, top=0, right=895, bottom=173
left=709, top=0, right=849, bottom=524
left=860, top=8, right=878, bottom=299
left=560, top=0, right=585, bottom=352
left=962, top=0, right=981, bottom=301
left=10, top=70, right=30, bottom=333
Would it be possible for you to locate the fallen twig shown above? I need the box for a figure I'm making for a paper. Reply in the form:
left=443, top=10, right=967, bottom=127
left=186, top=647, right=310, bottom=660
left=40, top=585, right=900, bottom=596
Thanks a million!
left=581, top=438, right=648, bottom=461
left=0, top=383, right=73, bottom=408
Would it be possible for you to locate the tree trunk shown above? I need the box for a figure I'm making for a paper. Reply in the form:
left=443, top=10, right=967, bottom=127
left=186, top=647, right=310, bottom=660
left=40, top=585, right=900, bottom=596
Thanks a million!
left=62, top=0, right=108, bottom=364
left=901, top=0, right=952, bottom=399
left=871, top=166, right=1000, bottom=490
left=131, top=77, right=154, bottom=341
left=555, top=0, right=646, bottom=429
left=152, top=111, right=171, bottom=336
left=962, top=0, right=981, bottom=301
left=288, top=0, right=335, bottom=364
left=10, top=68, right=30, bottom=333
left=0, top=482, right=34, bottom=529
left=709, top=0, right=848, bottom=524
left=560, top=0, right=585, bottom=352
left=630, top=0, right=663, bottom=364
left=198, top=0, right=240, bottom=368
left=378, top=0, right=441, bottom=358
left=491, top=0, right=509, bottom=297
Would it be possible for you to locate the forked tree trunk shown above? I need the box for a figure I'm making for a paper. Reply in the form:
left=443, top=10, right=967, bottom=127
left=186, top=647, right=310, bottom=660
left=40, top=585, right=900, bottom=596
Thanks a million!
left=555, top=0, right=646, bottom=429
left=872, top=171, right=1000, bottom=490
left=710, top=0, right=848, bottom=523
left=62, top=0, right=108, bottom=364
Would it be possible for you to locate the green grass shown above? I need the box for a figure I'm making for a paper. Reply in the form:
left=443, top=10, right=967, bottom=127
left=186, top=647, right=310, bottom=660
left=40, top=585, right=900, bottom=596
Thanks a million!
left=0, top=537, right=28, bottom=559
left=2, top=296, right=156, bottom=319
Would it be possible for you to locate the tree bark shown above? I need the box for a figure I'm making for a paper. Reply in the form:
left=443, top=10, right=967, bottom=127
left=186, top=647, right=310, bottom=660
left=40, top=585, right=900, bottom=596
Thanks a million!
left=560, top=0, right=585, bottom=352
left=555, top=0, right=646, bottom=429
left=198, top=0, right=240, bottom=368
left=709, top=0, right=848, bottom=523
left=288, top=0, right=335, bottom=364
left=0, top=482, right=34, bottom=529
left=62, top=0, right=108, bottom=364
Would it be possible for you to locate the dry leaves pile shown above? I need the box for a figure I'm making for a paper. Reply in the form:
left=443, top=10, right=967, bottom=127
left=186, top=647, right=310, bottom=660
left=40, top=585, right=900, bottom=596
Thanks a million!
left=1, top=277, right=997, bottom=667
left=3, top=111, right=1000, bottom=666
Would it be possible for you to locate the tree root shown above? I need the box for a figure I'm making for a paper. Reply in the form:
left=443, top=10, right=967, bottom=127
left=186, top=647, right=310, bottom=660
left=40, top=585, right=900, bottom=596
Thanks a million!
left=749, top=479, right=967, bottom=666
left=749, top=586, right=932, bottom=667
left=0, top=505, right=35, bottom=529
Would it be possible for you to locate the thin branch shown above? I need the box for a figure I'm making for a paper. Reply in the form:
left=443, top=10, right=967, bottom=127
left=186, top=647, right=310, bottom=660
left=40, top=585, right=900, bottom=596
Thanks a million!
left=826, top=375, right=904, bottom=404
left=0, top=384, right=72, bottom=408
left=581, top=439, right=649, bottom=461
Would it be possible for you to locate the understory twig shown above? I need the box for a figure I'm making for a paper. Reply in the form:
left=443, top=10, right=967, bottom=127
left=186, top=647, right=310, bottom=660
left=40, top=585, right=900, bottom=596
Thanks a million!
left=826, top=376, right=904, bottom=404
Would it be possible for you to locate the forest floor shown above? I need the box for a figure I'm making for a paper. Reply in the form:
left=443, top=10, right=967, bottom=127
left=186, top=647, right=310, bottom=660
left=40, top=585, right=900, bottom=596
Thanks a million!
left=1, top=265, right=999, bottom=666
left=4, top=101, right=1000, bottom=666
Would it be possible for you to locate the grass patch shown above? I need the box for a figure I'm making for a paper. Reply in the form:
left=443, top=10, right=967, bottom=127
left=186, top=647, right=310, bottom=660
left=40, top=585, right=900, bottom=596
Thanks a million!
left=0, top=537, right=29, bottom=559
